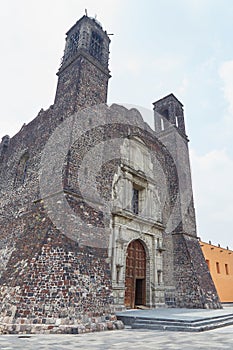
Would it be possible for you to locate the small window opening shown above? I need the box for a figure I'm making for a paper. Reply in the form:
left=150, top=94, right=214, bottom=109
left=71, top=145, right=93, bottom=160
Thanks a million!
left=132, top=187, right=139, bottom=215
left=225, top=264, right=229, bottom=275
left=161, top=109, right=169, bottom=118
left=157, top=270, right=162, bottom=285
left=161, top=118, right=164, bottom=131
left=216, top=262, right=220, bottom=274
left=206, top=259, right=210, bottom=270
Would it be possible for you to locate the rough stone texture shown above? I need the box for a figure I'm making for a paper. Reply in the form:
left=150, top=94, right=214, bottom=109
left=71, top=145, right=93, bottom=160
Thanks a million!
left=0, top=15, right=221, bottom=334
left=0, top=317, right=124, bottom=335
left=54, top=15, right=110, bottom=115
left=172, top=233, right=220, bottom=308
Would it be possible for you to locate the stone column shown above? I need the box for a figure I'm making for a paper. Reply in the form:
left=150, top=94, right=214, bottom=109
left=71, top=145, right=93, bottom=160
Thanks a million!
left=112, top=224, right=127, bottom=309
left=123, top=172, right=133, bottom=211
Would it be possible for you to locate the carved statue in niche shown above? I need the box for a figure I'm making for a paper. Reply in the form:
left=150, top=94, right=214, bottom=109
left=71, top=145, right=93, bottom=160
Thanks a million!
left=14, top=152, right=29, bottom=187
left=112, top=171, right=124, bottom=210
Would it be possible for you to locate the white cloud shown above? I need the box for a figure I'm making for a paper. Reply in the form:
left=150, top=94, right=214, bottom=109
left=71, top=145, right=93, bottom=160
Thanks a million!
left=125, top=58, right=141, bottom=75
left=177, top=77, right=189, bottom=96
left=181, top=0, right=212, bottom=13
left=152, top=55, right=185, bottom=73
left=219, top=60, right=233, bottom=118
left=190, top=148, right=233, bottom=249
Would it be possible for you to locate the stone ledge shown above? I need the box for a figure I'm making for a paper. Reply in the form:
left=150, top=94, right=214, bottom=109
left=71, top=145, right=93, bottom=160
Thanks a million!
left=0, top=319, right=124, bottom=335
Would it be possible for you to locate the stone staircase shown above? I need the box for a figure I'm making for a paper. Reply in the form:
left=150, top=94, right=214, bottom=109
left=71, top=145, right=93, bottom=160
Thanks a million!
left=117, top=309, right=233, bottom=332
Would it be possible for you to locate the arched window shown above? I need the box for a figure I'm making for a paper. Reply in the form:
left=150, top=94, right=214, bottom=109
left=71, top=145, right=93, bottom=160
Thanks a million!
left=14, top=152, right=29, bottom=187
left=89, top=31, right=103, bottom=61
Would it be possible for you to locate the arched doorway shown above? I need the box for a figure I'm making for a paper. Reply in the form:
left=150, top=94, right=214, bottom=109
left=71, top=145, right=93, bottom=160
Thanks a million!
left=124, top=239, right=146, bottom=308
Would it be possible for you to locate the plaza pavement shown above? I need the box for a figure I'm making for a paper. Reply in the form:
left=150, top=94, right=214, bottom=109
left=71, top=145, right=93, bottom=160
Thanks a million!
left=0, top=324, right=232, bottom=349
left=1, top=307, right=233, bottom=349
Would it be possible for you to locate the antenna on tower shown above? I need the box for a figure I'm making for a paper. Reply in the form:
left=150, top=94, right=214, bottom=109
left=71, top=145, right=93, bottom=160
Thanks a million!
left=85, top=9, right=88, bottom=16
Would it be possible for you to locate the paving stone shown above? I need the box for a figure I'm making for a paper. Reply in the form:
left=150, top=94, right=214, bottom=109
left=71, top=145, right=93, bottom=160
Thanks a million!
left=0, top=326, right=233, bottom=350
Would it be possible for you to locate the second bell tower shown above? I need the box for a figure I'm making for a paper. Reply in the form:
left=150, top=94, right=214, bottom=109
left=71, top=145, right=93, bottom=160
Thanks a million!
left=54, top=15, right=111, bottom=114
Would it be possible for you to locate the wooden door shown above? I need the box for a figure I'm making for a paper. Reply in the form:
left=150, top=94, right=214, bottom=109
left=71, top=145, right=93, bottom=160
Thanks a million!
left=124, top=240, right=146, bottom=308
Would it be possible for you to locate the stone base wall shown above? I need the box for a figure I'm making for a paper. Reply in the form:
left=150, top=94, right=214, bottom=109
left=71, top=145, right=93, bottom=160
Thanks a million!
left=0, top=315, right=124, bottom=335
left=0, top=202, right=116, bottom=331
left=164, top=288, right=176, bottom=307
left=172, top=232, right=222, bottom=309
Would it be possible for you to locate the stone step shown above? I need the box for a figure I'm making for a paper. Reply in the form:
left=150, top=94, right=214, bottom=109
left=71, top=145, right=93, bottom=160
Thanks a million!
left=131, top=314, right=233, bottom=332
left=132, top=320, right=233, bottom=332
left=117, top=313, right=233, bottom=332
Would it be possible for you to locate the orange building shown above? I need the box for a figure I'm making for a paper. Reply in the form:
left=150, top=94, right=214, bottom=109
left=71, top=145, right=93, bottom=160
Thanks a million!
left=200, top=241, right=233, bottom=303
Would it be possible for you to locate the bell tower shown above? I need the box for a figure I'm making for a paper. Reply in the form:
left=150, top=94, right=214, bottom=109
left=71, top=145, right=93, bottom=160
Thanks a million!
left=54, top=15, right=111, bottom=114
left=153, top=94, right=221, bottom=309
left=153, top=93, right=186, bottom=137
left=153, top=93, right=194, bottom=235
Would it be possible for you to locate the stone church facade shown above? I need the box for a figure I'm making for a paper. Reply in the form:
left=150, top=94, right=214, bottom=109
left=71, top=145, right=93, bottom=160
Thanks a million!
left=0, top=15, right=221, bottom=333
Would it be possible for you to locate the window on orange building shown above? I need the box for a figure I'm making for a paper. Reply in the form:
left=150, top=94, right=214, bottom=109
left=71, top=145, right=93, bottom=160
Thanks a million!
left=225, top=264, right=229, bottom=275
left=206, top=259, right=210, bottom=270
left=216, top=262, right=220, bottom=274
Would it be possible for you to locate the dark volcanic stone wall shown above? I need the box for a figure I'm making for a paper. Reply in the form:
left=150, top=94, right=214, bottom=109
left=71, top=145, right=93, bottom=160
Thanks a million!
left=0, top=102, right=181, bottom=330
left=1, top=211, right=112, bottom=321
left=0, top=196, right=113, bottom=325
left=172, top=233, right=221, bottom=308
left=55, top=55, right=110, bottom=115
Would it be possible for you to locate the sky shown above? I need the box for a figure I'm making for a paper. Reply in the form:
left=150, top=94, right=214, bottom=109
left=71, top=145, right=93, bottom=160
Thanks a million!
left=0, top=0, right=232, bottom=249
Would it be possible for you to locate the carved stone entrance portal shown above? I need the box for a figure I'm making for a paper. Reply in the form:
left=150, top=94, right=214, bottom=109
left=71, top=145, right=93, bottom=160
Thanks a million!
left=124, top=240, right=146, bottom=308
